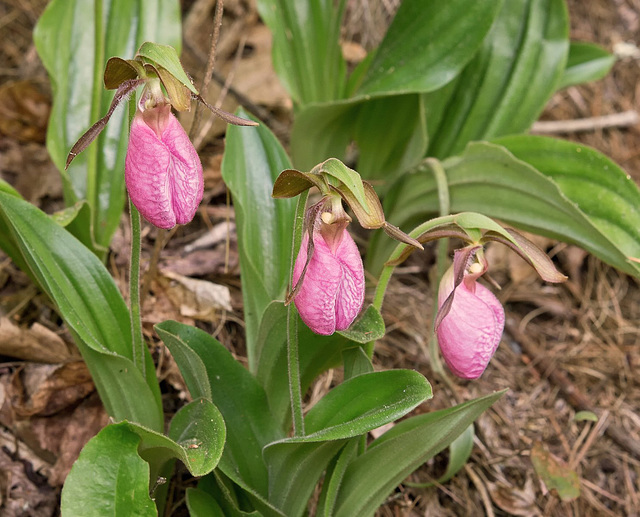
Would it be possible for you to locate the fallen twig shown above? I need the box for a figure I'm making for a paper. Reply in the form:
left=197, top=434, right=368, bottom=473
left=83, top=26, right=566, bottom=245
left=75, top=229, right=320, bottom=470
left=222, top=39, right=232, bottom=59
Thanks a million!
left=531, top=110, right=639, bottom=134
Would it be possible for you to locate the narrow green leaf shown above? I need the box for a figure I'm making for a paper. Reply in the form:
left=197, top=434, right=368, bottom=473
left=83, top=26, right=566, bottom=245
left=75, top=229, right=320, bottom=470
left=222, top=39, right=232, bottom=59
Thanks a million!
left=574, top=411, right=598, bottom=422
left=316, top=439, right=359, bottom=516
left=154, top=320, right=282, bottom=497
left=186, top=488, right=226, bottom=517
left=425, top=0, right=569, bottom=158
left=264, top=440, right=348, bottom=517
left=333, top=390, right=506, bottom=517
left=558, top=41, right=615, bottom=89
left=301, top=370, right=432, bottom=442
left=154, top=324, right=212, bottom=401
left=337, top=305, right=385, bottom=344
left=356, top=0, right=503, bottom=97
left=61, top=425, right=155, bottom=517
left=0, top=192, right=163, bottom=430
left=342, top=347, right=374, bottom=380
left=34, top=0, right=182, bottom=250
left=256, top=0, right=347, bottom=104
left=368, top=141, right=640, bottom=277
left=221, top=110, right=296, bottom=369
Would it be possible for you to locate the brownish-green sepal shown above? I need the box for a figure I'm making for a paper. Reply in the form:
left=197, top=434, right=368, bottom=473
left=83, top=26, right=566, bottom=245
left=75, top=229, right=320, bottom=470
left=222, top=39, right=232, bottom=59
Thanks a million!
left=332, top=181, right=383, bottom=229
left=104, top=58, right=146, bottom=89
left=272, top=169, right=325, bottom=198
left=386, top=224, right=470, bottom=266
left=482, top=228, right=567, bottom=283
left=65, top=79, right=145, bottom=170
left=316, top=158, right=370, bottom=215
left=194, top=94, right=259, bottom=126
left=137, top=41, right=198, bottom=95
left=143, top=62, right=192, bottom=111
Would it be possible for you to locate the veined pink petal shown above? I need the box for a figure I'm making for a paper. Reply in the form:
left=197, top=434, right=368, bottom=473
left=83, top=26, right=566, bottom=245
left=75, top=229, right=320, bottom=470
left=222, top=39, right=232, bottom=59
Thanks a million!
left=125, top=106, right=203, bottom=229
left=436, top=267, right=505, bottom=379
left=293, top=229, right=364, bottom=335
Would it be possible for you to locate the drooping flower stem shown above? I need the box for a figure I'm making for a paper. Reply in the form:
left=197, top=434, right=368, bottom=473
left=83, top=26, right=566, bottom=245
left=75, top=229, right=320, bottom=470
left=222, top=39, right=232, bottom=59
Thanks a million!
left=128, top=96, right=145, bottom=378
left=288, top=190, right=309, bottom=437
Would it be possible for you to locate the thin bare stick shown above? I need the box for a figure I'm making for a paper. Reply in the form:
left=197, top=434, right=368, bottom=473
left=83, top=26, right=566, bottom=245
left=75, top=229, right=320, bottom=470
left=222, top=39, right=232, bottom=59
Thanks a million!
left=531, top=110, right=639, bottom=134
left=189, top=0, right=225, bottom=140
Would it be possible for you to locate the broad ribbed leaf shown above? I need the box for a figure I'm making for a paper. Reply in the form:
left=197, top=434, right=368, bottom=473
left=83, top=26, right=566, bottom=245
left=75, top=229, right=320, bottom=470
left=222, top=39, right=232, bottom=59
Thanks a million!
left=356, top=0, right=502, bottom=97
left=34, top=0, right=181, bottom=250
left=61, top=425, right=155, bottom=517
left=0, top=192, right=163, bottom=430
left=221, top=110, right=296, bottom=369
left=333, top=390, right=505, bottom=517
left=558, top=41, right=615, bottom=89
left=495, top=135, right=640, bottom=268
left=154, top=320, right=282, bottom=497
left=367, top=141, right=640, bottom=278
left=425, top=0, right=569, bottom=158
left=256, top=0, right=347, bottom=105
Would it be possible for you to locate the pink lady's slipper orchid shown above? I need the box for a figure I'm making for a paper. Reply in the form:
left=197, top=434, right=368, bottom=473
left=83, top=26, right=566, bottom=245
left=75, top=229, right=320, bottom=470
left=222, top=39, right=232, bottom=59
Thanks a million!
left=291, top=199, right=365, bottom=335
left=125, top=103, right=203, bottom=229
left=435, top=249, right=505, bottom=379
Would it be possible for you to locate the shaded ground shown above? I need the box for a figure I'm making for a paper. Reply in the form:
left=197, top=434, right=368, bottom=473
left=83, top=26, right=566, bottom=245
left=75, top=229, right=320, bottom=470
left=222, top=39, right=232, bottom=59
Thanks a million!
left=0, top=0, right=639, bottom=515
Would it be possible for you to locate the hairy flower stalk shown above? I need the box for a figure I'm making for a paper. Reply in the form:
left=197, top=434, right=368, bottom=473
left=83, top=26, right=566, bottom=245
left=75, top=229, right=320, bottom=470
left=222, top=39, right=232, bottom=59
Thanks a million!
left=125, top=98, right=203, bottom=229
left=436, top=252, right=505, bottom=379
left=292, top=197, right=365, bottom=335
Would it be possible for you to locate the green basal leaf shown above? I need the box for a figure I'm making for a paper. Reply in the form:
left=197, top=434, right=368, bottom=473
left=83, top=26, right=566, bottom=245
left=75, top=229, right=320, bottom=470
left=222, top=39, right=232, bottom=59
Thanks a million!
left=368, top=141, right=640, bottom=278
left=254, top=302, right=353, bottom=431
left=221, top=109, right=296, bottom=370
left=342, top=347, right=374, bottom=380
left=0, top=192, right=163, bottom=430
left=558, top=41, right=615, bottom=89
left=356, top=0, right=503, bottom=98
left=186, top=488, right=227, bottom=517
left=256, top=0, right=347, bottom=105
left=530, top=442, right=581, bottom=501
left=425, top=0, right=569, bottom=158
left=61, top=425, right=156, bottom=517
left=34, top=0, right=181, bottom=251
left=154, top=320, right=282, bottom=498
left=333, top=390, right=506, bottom=516
left=137, top=41, right=198, bottom=94
left=264, top=440, right=349, bottom=517
left=316, top=439, right=359, bottom=517
left=337, top=305, right=385, bottom=344
left=494, top=135, right=640, bottom=275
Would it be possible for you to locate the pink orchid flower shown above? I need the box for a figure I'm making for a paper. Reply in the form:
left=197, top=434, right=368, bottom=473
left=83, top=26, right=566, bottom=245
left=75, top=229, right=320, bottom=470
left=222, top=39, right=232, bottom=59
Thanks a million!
left=435, top=249, right=505, bottom=379
left=125, top=103, right=203, bottom=229
left=292, top=203, right=365, bottom=335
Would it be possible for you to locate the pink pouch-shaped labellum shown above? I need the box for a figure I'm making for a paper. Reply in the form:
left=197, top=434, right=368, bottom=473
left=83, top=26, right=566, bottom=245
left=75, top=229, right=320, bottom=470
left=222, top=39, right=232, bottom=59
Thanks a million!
left=125, top=105, right=203, bottom=229
left=292, top=229, right=365, bottom=335
left=436, top=268, right=505, bottom=379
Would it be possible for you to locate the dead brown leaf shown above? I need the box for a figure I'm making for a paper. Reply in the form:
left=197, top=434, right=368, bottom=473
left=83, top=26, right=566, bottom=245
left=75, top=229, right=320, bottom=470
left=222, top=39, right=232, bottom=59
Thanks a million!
left=0, top=81, right=50, bottom=143
left=0, top=317, right=73, bottom=363
left=158, top=270, right=233, bottom=320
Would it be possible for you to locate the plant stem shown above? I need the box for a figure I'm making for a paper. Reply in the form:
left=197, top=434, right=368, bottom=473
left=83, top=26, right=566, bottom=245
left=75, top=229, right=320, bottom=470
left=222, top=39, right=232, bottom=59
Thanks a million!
left=287, top=190, right=309, bottom=437
left=128, top=97, right=145, bottom=377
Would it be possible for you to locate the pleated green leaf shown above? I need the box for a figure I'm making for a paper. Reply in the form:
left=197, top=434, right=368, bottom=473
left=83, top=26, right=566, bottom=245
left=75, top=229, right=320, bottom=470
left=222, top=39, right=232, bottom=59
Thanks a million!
left=425, top=0, right=569, bottom=158
left=367, top=141, right=640, bottom=278
left=34, top=0, right=181, bottom=251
